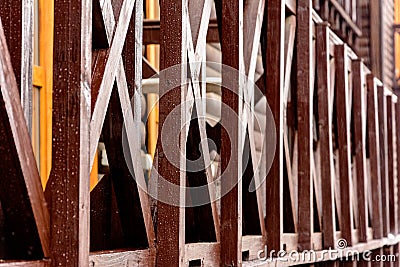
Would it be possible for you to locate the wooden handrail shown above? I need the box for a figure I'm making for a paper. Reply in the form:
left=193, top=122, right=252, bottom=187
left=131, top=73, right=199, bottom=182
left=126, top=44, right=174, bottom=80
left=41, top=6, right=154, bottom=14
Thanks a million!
left=329, top=0, right=362, bottom=36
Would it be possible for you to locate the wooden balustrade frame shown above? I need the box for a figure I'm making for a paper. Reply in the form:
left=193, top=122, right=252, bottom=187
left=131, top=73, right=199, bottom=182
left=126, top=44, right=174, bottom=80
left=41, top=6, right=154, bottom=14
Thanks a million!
left=0, top=0, right=399, bottom=266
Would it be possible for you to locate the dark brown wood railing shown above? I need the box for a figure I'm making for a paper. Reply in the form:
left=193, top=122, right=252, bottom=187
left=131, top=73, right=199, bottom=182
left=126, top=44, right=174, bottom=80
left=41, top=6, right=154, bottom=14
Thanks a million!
left=0, top=0, right=399, bottom=266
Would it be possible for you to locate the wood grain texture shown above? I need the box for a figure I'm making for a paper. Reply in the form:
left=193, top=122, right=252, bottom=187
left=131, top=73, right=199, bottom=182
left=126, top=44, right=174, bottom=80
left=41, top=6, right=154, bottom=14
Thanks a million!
left=262, top=0, right=285, bottom=253
left=90, top=0, right=136, bottom=165
left=0, top=0, right=33, bottom=132
left=334, top=44, right=353, bottom=245
left=92, top=0, right=155, bottom=250
left=386, top=95, right=396, bottom=234
left=377, top=85, right=390, bottom=237
left=0, top=19, right=50, bottom=259
left=366, top=75, right=383, bottom=239
left=296, top=0, right=313, bottom=251
left=217, top=0, right=243, bottom=264
left=45, top=0, right=92, bottom=264
left=396, top=102, right=400, bottom=234
left=316, top=23, right=336, bottom=249
left=0, top=260, right=50, bottom=267
left=156, top=0, right=186, bottom=265
left=186, top=0, right=220, bottom=241
left=352, top=59, right=368, bottom=242
left=89, top=249, right=155, bottom=267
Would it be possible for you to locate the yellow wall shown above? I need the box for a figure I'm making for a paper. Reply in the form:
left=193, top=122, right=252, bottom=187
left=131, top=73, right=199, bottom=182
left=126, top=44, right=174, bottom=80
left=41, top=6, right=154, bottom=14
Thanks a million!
left=32, top=0, right=54, bottom=188
left=146, top=0, right=160, bottom=160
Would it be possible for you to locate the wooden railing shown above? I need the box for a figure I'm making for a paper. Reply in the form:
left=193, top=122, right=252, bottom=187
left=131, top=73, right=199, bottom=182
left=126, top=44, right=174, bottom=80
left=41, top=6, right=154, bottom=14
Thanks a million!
left=313, top=0, right=362, bottom=48
left=0, top=0, right=399, bottom=267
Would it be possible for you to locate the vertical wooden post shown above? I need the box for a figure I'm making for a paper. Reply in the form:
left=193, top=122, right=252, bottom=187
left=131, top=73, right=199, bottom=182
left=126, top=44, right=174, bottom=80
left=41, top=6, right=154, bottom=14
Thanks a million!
left=264, top=0, right=285, bottom=253
left=316, top=22, right=336, bottom=249
left=335, top=44, right=353, bottom=245
left=0, top=18, right=50, bottom=260
left=352, top=59, right=368, bottom=242
left=377, top=85, right=390, bottom=237
left=386, top=95, right=396, bottom=234
left=396, top=102, right=400, bottom=234
left=46, top=0, right=92, bottom=265
left=156, top=0, right=186, bottom=265
left=0, top=0, right=32, bottom=131
left=220, top=0, right=243, bottom=265
left=366, top=75, right=383, bottom=239
left=296, top=0, right=313, bottom=251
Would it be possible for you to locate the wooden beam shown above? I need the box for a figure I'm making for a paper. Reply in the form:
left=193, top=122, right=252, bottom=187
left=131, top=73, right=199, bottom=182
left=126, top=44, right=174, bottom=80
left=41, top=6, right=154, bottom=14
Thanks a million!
left=0, top=261, right=50, bottom=267
left=377, top=85, right=390, bottom=237
left=396, top=102, right=400, bottom=234
left=366, top=75, right=383, bottom=239
left=156, top=0, right=186, bottom=265
left=328, top=0, right=362, bottom=36
left=335, top=44, right=353, bottom=245
left=263, top=0, right=285, bottom=253
left=45, top=0, right=92, bottom=264
left=90, top=0, right=136, bottom=166
left=316, top=22, right=336, bottom=249
left=218, top=0, right=243, bottom=264
left=142, top=19, right=220, bottom=44
left=352, top=59, right=368, bottom=243
left=296, top=0, right=313, bottom=251
left=386, top=95, right=396, bottom=234
left=369, top=0, right=382, bottom=80
left=0, top=0, right=33, bottom=132
left=89, top=249, right=155, bottom=266
left=0, top=18, right=50, bottom=259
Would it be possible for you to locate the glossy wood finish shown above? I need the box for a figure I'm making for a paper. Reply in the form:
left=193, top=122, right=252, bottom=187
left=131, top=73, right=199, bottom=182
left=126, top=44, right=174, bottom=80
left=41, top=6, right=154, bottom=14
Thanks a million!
left=44, top=0, right=91, bottom=265
left=0, top=1, right=399, bottom=267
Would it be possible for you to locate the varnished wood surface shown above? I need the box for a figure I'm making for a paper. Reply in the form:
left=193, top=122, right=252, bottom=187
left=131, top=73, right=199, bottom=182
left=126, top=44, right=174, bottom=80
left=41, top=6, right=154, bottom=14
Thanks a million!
left=45, top=0, right=92, bottom=265
left=0, top=2, right=400, bottom=267
left=316, top=23, right=336, bottom=249
left=296, top=0, right=313, bottom=251
left=218, top=0, right=242, bottom=264
left=352, top=59, right=368, bottom=243
left=335, top=44, right=353, bottom=246
left=263, top=0, right=285, bottom=253
left=0, top=19, right=50, bottom=259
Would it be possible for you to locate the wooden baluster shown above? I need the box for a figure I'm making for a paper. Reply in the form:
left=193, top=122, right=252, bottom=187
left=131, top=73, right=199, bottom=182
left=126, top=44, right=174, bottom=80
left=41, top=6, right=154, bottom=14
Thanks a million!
left=386, top=95, right=396, bottom=234
left=352, top=59, right=368, bottom=242
left=297, top=0, right=313, bottom=251
left=263, top=0, right=285, bottom=254
left=45, top=0, right=91, bottom=265
left=335, top=44, right=353, bottom=245
left=156, top=0, right=186, bottom=265
left=366, top=75, right=383, bottom=239
left=377, top=85, right=390, bottom=237
left=218, top=0, right=243, bottom=264
left=316, top=22, right=336, bottom=249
